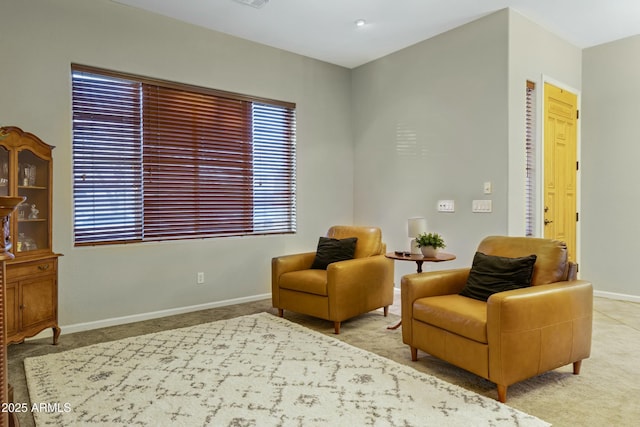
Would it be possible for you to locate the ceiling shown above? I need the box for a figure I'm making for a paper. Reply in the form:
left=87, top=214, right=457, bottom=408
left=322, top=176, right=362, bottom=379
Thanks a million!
left=111, top=0, right=640, bottom=69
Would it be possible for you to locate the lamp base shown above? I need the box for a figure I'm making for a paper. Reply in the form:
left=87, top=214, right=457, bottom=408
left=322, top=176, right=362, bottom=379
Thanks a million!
left=410, top=238, right=422, bottom=255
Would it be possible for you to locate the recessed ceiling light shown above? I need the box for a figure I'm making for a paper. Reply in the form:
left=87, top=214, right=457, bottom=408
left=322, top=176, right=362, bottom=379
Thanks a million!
left=355, top=19, right=366, bottom=27
left=232, top=0, right=269, bottom=8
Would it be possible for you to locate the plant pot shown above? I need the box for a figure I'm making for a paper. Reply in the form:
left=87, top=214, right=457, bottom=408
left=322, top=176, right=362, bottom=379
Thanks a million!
left=420, top=246, right=438, bottom=258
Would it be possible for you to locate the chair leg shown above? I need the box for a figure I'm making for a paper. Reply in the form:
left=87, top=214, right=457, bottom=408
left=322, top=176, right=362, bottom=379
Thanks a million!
left=497, top=384, right=507, bottom=403
left=334, top=321, right=341, bottom=335
left=383, top=306, right=389, bottom=317
left=410, top=347, right=418, bottom=361
left=278, top=308, right=284, bottom=317
left=573, top=360, right=582, bottom=375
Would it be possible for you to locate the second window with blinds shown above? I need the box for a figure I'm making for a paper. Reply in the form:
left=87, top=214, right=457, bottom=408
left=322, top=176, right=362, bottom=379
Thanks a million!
left=71, top=64, right=296, bottom=246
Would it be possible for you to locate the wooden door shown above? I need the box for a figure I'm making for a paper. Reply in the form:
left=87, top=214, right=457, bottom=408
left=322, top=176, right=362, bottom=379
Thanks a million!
left=543, top=83, right=578, bottom=260
left=20, top=277, right=56, bottom=329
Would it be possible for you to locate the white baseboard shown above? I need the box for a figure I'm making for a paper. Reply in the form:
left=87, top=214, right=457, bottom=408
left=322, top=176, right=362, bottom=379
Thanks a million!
left=594, top=290, right=640, bottom=303
left=25, top=289, right=638, bottom=342
left=27, top=293, right=271, bottom=341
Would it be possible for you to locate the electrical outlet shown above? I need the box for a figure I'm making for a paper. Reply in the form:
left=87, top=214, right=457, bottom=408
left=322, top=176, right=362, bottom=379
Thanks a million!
left=197, top=272, right=205, bottom=284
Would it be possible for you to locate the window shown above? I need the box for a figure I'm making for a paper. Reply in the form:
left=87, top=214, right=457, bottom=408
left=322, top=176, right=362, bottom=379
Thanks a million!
left=72, top=65, right=296, bottom=245
left=525, top=81, right=536, bottom=237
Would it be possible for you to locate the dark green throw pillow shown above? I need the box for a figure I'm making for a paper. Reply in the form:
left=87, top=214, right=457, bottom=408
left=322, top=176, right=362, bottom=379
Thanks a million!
left=459, top=252, right=537, bottom=301
left=310, top=237, right=358, bottom=270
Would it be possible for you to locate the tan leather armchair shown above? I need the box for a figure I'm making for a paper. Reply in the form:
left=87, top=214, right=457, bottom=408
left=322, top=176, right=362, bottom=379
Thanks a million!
left=401, top=236, right=592, bottom=402
left=272, top=226, right=394, bottom=334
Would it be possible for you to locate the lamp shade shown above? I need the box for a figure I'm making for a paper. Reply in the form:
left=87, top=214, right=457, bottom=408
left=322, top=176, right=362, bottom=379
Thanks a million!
left=407, top=217, right=427, bottom=238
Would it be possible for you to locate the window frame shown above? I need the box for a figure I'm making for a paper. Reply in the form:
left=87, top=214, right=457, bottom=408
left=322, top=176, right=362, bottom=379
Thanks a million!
left=71, top=64, right=296, bottom=246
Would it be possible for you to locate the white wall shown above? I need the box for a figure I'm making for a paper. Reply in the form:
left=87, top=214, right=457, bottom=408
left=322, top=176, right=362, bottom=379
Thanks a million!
left=351, top=10, right=510, bottom=281
left=0, top=0, right=355, bottom=328
left=582, top=35, right=640, bottom=299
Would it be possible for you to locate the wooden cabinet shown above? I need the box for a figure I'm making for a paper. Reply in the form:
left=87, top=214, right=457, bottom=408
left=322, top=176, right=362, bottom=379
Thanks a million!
left=0, top=127, right=61, bottom=345
left=6, top=257, right=60, bottom=344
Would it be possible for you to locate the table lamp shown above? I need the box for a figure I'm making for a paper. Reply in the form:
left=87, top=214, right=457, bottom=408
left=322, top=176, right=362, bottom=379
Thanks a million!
left=407, top=217, right=427, bottom=255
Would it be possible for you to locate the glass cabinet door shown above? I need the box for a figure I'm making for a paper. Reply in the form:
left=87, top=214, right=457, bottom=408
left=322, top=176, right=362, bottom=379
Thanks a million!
left=17, top=149, right=50, bottom=253
left=0, top=146, right=8, bottom=196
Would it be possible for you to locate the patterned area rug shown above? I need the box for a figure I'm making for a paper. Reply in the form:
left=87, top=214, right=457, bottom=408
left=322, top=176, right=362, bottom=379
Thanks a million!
left=25, top=312, right=549, bottom=426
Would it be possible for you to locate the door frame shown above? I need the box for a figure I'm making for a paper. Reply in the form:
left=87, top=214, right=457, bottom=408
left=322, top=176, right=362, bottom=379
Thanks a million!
left=538, top=75, right=582, bottom=266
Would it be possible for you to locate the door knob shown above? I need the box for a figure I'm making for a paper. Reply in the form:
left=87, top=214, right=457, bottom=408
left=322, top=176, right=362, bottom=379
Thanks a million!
left=544, top=219, right=553, bottom=225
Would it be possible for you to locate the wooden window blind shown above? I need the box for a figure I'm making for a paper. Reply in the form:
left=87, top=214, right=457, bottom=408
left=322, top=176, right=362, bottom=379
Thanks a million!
left=72, top=64, right=296, bottom=245
left=525, top=81, right=536, bottom=237
left=72, top=69, right=143, bottom=244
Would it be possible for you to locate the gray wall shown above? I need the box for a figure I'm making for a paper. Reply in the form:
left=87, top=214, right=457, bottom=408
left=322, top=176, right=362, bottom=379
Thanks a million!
left=352, top=9, right=579, bottom=284
left=1, top=0, right=355, bottom=330
left=582, top=35, right=640, bottom=299
left=351, top=10, right=510, bottom=282
left=507, top=10, right=582, bottom=238
left=1, top=1, right=637, bottom=334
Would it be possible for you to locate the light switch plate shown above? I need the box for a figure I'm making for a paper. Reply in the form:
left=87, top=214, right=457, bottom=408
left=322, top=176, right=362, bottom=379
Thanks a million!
left=483, top=181, right=492, bottom=194
left=472, top=200, right=492, bottom=213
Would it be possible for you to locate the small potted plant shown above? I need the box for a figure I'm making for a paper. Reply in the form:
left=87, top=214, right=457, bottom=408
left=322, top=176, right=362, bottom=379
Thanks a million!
left=415, top=232, right=446, bottom=257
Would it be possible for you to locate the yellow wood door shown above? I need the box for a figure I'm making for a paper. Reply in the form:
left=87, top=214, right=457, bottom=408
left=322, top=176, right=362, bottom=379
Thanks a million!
left=543, top=83, right=578, bottom=261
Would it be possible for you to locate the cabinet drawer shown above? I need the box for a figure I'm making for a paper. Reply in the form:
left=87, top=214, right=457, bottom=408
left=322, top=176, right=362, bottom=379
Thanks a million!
left=7, top=258, right=58, bottom=280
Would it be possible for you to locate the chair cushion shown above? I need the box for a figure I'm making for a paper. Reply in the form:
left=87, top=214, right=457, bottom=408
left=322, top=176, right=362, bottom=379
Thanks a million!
left=413, top=294, right=488, bottom=343
left=477, top=236, right=568, bottom=285
left=279, top=269, right=328, bottom=296
left=459, top=252, right=537, bottom=302
left=310, top=236, right=358, bottom=270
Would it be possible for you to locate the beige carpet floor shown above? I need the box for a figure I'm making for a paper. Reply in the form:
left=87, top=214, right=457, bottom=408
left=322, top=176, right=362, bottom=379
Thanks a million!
left=8, top=293, right=640, bottom=427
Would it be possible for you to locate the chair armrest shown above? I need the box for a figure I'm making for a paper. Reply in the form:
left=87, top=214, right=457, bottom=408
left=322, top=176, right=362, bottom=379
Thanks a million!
left=271, top=252, right=316, bottom=301
left=272, top=252, right=316, bottom=274
left=400, top=268, right=470, bottom=342
left=487, top=280, right=593, bottom=385
left=326, top=255, right=394, bottom=319
left=327, top=255, right=393, bottom=290
left=487, top=280, right=593, bottom=328
left=401, top=268, right=470, bottom=299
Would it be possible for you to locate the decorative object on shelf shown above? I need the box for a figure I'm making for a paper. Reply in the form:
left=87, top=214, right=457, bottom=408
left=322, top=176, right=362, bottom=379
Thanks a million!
left=17, top=201, right=27, bottom=220
left=415, top=232, right=446, bottom=257
left=20, top=163, right=37, bottom=186
left=17, top=233, right=37, bottom=252
left=407, top=217, right=427, bottom=255
left=0, top=197, right=25, bottom=255
left=0, top=161, right=7, bottom=187
left=28, top=203, right=39, bottom=219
